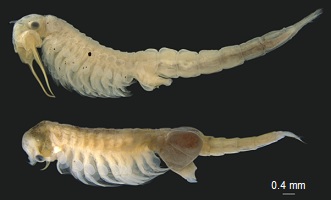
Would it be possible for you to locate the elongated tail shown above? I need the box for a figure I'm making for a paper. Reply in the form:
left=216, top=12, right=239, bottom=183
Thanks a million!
left=199, top=131, right=303, bottom=156
left=136, top=9, right=322, bottom=91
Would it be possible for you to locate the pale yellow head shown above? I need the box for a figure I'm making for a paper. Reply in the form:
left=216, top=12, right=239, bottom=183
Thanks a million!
left=12, top=14, right=55, bottom=97
left=22, top=121, right=58, bottom=170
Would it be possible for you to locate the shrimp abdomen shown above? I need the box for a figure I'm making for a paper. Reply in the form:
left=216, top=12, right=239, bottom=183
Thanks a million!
left=156, top=9, right=322, bottom=80
left=199, top=131, right=303, bottom=156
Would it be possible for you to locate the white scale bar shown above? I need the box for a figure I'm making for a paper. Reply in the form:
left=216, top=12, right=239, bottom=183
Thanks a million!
left=282, top=193, right=296, bottom=196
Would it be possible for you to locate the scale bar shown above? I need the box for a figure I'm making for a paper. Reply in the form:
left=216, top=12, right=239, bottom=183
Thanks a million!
left=282, top=193, right=296, bottom=196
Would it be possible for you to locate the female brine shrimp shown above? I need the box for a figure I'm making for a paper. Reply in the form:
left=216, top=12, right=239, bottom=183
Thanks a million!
left=11, top=9, right=321, bottom=98
left=22, top=121, right=303, bottom=186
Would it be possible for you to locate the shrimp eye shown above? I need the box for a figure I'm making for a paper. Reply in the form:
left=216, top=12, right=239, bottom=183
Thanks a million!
left=35, top=155, right=44, bottom=162
left=29, top=21, right=40, bottom=29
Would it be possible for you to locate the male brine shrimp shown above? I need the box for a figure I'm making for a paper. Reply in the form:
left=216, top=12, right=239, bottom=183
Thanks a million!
left=11, top=9, right=322, bottom=98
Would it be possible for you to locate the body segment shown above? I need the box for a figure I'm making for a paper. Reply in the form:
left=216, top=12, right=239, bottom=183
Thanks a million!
left=12, top=9, right=322, bottom=98
left=22, top=121, right=302, bottom=186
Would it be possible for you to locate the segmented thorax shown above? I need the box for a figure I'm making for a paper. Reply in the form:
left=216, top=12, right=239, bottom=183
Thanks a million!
left=42, top=16, right=135, bottom=97
left=23, top=121, right=169, bottom=186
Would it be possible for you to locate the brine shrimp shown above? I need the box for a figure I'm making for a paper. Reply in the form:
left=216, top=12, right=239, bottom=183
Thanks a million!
left=11, top=9, right=322, bottom=98
left=22, top=121, right=303, bottom=186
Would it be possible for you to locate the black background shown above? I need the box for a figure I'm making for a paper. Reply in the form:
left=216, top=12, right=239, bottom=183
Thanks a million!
left=1, top=1, right=329, bottom=199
